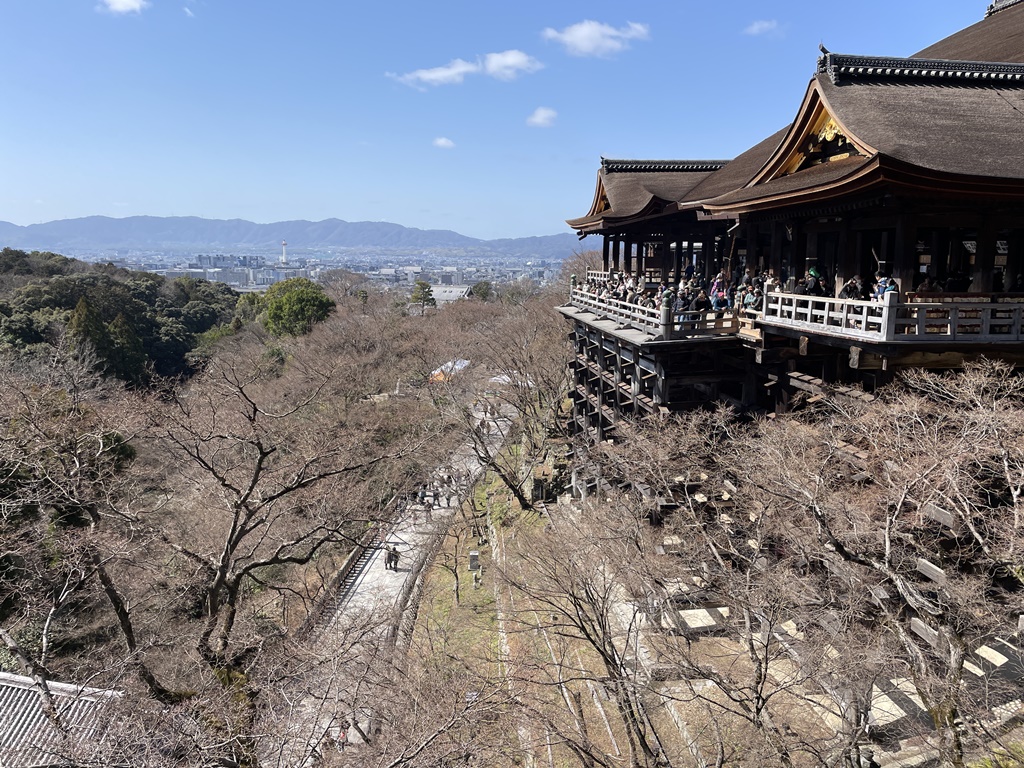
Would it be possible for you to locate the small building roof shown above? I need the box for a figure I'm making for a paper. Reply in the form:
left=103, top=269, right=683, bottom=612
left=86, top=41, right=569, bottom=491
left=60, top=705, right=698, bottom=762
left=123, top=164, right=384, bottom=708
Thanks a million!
left=567, top=159, right=728, bottom=232
left=0, top=672, right=121, bottom=768
left=430, top=284, right=473, bottom=304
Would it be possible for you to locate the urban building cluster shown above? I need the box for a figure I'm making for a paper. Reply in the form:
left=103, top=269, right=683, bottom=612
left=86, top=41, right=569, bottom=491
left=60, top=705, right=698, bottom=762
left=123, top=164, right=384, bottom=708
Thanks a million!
left=69, top=247, right=557, bottom=296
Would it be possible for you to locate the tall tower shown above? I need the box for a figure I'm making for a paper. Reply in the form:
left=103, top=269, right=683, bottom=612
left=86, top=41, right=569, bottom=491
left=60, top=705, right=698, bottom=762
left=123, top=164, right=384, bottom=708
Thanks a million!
left=280, top=240, right=287, bottom=265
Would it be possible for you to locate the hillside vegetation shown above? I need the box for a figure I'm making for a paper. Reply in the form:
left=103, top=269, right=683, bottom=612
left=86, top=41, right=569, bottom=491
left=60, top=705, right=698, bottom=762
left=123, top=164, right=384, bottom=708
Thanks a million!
left=0, top=248, right=342, bottom=383
left=0, top=250, right=571, bottom=766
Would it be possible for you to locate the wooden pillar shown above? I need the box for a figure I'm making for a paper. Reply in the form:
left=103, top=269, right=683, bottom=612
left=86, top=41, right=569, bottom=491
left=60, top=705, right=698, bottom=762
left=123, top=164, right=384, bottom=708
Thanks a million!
left=929, top=228, right=946, bottom=284
left=686, top=239, right=695, bottom=281
left=877, top=229, right=891, bottom=278
left=793, top=222, right=807, bottom=279
left=791, top=222, right=806, bottom=287
left=704, top=223, right=717, bottom=282
left=744, top=222, right=759, bottom=275
left=670, top=235, right=681, bottom=285
left=602, top=237, right=610, bottom=273
left=1009, top=229, right=1024, bottom=290
left=805, top=230, right=819, bottom=278
left=613, top=339, right=624, bottom=412
left=974, top=219, right=997, bottom=292
left=894, top=215, right=918, bottom=294
left=611, top=238, right=621, bottom=273
left=653, top=361, right=667, bottom=406
left=661, top=235, right=671, bottom=285
left=770, top=222, right=784, bottom=279
left=855, top=230, right=865, bottom=280
left=676, top=232, right=685, bottom=284
left=837, top=218, right=853, bottom=294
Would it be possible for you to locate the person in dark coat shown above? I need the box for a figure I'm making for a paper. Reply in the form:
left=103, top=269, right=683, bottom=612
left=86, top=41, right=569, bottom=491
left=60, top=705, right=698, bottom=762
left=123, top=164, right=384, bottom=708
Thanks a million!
left=805, top=267, right=826, bottom=296
left=688, top=290, right=712, bottom=312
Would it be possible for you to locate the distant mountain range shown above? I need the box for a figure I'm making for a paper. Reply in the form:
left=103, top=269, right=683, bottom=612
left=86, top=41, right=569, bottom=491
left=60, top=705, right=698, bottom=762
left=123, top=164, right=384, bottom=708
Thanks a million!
left=0, top=216, right=580, bottom=260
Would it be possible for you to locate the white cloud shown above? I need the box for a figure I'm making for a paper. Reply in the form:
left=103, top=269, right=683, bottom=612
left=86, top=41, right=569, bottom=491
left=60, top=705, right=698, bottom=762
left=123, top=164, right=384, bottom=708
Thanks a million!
left=184, top=6, right=194, bottom=17
left=390, top=59, right=480, bottom=89
left=743, top=19, right=779, bottom=36
left=542, top=20, right=649, bottom=57
left=483, top=50, right=543, bottom=81
left=433, top=137, right=455, bottom=149
left=390, top=50, right=542, bottom=89
left=526, top=107, right=557, bottom=128
left=100, top=0, right=149, bottom=13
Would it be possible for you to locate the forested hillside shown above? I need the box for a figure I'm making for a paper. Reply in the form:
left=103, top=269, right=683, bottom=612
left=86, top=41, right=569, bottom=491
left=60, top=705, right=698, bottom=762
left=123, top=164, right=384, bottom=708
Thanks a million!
left=0, top=252, right=571, bottom=766
left=4, top=246, right=1021, bottom=767
left=0, top=248, right=241, bottom=382
left=0, top=248, right=344, bottom=383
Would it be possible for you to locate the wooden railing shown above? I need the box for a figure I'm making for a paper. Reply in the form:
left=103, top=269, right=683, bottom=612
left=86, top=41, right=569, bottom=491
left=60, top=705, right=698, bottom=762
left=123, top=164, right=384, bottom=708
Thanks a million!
left=568, top=288, right=738, bottom=340
left=761, top=291, right=1024, bottom=343
left=893, top=302, right=1024, bottom=341
left=761, top=292, right=892, bottom=342
left=581, top=269, right=668, bottom=286
left=572, top=277, right=1024, bottom=345
left=673, top=310, right=740, bottom=338
left=570, top=288, right=662, bottom=329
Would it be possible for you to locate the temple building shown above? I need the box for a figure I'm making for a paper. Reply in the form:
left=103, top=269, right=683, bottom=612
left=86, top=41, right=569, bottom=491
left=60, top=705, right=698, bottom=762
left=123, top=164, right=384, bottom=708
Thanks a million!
left=560, top=0, right=1024, bottom=438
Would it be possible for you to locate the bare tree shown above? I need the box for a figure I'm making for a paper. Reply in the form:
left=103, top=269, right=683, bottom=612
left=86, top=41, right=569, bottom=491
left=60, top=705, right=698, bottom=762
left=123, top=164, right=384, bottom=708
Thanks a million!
left=577, top=361, right=1024, bottom=767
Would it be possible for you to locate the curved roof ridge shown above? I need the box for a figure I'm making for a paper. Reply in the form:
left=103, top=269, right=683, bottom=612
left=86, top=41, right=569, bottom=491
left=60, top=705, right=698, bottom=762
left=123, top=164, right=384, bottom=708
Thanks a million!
left=988, top=0, right=1024, bottom=17
left=600, top=159, right=730, bottom=173
left=817, top=51, right=1024, bottom=85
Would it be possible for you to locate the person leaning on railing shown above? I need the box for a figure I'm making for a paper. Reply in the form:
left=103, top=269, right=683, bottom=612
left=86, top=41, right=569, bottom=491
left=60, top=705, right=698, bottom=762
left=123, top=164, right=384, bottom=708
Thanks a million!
left=871, top=273, right=899, bottom=302
left=838, top=276, right=864, bottom=300
left=742, top=286, right=760, bottom=311
left=689, top=290, right=712, bottom=312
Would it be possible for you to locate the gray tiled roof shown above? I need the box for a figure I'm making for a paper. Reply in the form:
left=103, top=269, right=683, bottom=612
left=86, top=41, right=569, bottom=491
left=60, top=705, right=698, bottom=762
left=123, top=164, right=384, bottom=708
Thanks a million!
left=0, top=672, right=120, bottom=768
left=567, top=164, right=721, bottom=230
left=917, top=0, right=1024, bottom=62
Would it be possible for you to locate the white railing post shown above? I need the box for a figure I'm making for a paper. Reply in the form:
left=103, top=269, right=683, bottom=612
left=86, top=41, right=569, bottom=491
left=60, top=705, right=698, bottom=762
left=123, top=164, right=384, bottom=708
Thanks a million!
left=660, top=290, right=674, bottom=341
left=881, top=291, right=899, bottom=341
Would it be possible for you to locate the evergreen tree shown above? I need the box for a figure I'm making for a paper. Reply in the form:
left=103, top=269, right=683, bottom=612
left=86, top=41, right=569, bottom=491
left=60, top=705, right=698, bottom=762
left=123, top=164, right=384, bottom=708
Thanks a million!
left=107, top=313, right=147, bottom=384
left=470, top=280, right=493, bottom=302
left=263, top=278, right=335, bottom=336
left=67, top=296, right=110, bottom=358
left=410, top=280, right=436, bottom=315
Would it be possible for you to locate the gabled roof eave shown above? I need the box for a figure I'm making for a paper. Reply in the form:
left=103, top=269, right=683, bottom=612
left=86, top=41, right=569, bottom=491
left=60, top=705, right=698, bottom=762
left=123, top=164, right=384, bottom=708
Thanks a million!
left=746, top=78, right=879, bottom=189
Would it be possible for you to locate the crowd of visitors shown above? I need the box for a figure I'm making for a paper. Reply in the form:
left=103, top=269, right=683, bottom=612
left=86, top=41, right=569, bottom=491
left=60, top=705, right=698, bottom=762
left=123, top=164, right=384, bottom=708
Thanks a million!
left=578, top=264, right=914, bottom=315
left=579, top=266, right=774, bottom=316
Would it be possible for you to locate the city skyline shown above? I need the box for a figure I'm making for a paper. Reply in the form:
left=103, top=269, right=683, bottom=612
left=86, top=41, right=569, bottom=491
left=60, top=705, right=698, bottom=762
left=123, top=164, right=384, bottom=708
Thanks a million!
left=3, top=1, right=981, bottom=239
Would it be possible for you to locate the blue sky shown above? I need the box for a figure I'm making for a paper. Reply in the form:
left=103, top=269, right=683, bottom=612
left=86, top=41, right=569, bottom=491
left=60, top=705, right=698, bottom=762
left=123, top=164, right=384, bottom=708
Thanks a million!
left=1, top=1, right=983, bottom=239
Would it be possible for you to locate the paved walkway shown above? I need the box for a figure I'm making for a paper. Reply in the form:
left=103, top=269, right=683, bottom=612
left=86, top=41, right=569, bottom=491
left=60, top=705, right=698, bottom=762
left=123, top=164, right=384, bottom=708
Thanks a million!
left=270, top=407, right=511, bottom=765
